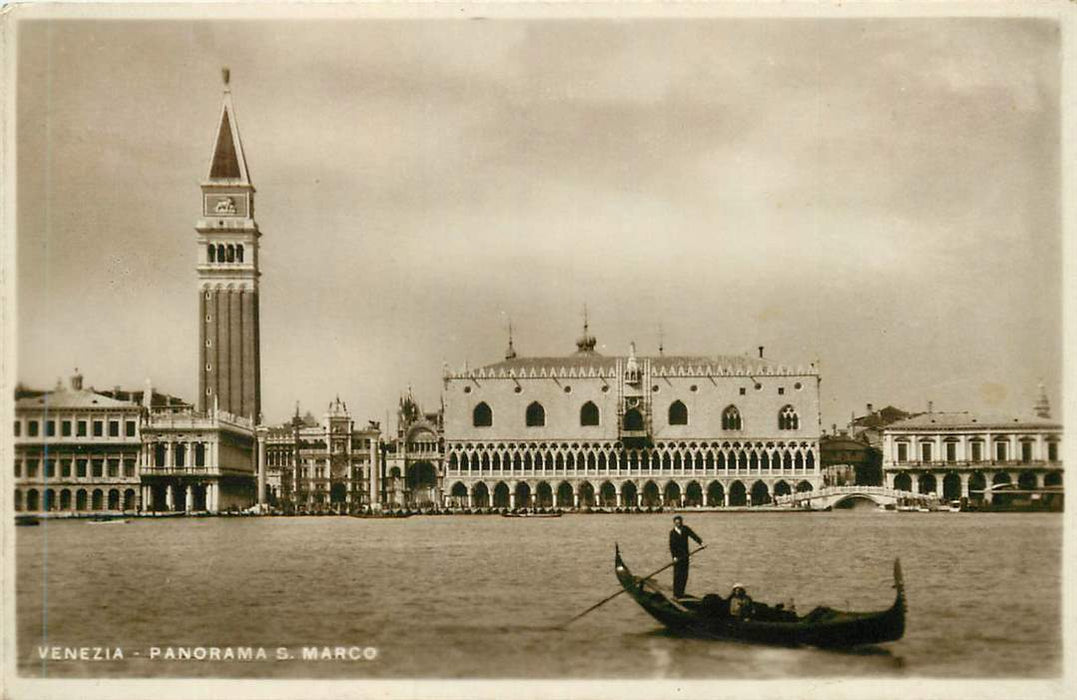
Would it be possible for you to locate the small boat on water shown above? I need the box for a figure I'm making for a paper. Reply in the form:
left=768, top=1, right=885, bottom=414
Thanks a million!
left=614, top=546, right=905, bottom=648
left=15, top=515, right=40, bottom=527
left=88, top=517, right=130, bottom=524
left=501, top=511, right=563, bottom=518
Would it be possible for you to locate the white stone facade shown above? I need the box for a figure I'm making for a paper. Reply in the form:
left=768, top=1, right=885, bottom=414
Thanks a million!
left=881, top=412, right=1063, bottom=501
left=442, top=338, right=822, bottom=509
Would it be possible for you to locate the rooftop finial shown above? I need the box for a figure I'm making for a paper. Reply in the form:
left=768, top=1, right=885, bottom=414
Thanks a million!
left=505, top=320, right=517, bottom=360
left=658, top=324, right=664, bottom=357
left=1035, top=381, right=1051, bottom=419
left=575, top=304, right=597, bottom=354
left=222, top=67, right=231, bottom=90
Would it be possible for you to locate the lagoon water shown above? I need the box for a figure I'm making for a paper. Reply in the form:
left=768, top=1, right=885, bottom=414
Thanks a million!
left=16, top=512, right=1061, bottom=679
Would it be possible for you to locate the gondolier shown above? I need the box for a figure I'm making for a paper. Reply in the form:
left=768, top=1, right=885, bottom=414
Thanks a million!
left=669, top=515, right=703, bottom=598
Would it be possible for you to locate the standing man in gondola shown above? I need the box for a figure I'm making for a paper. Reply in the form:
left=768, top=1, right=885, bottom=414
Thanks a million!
left=669, top=515, right=704, bottom=598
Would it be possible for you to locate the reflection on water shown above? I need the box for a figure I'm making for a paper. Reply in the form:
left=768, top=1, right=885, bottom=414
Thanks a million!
left=16, top=512, right=1060, bottom=678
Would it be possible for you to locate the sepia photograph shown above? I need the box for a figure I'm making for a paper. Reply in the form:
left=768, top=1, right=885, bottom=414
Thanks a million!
left=1, top=2, right=1073, bottom=698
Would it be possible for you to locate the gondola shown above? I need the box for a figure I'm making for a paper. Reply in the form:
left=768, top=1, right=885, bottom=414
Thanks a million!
left=501, top=511, right=563, bottom=518
left=614, top=546, right=905, bottom=648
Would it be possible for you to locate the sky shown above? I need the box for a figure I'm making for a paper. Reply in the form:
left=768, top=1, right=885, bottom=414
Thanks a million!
left=15, top=15, right=1062, bottom=429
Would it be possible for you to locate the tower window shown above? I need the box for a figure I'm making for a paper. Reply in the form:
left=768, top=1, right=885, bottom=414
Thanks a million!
left=207, top=244, right=216, bottom=262
left=526, top=402, right=546, bottom=427
left=226, top=244, right=235, bottom=262
left=580, top=401, right=600, bottom=427
left=668, top=400, right=688, bottom=426
left=236, top=244, right=244, bottom=262
left=472, top=402, right=492, bottom=428
left=217, top=244, right=226, bottom=262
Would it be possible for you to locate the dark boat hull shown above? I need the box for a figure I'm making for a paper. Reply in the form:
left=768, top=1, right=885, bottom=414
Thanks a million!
left=614, top=547, right=905, bottom=648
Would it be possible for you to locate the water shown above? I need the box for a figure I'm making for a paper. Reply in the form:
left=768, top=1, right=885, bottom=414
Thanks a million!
left=16, top=512, right=1061, bottom=678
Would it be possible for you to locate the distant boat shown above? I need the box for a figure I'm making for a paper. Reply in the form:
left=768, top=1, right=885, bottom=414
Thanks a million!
left=88, top=516, right=130, bottom=524
left=501, top=511, right=563, bottom=518
left=15, top=515, right=40, bottom=527
left=350, top=511, right=413, bottom=519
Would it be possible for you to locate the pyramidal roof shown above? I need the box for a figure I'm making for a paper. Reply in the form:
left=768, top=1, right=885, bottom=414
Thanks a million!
left=206, top=76, right=251, bottom=185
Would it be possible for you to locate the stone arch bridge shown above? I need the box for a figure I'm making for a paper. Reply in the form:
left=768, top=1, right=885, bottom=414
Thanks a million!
left=773, top=485, right=928, bottom=509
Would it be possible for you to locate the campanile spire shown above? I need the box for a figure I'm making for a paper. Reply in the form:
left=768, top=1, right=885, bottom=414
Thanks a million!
left=196, top=70, right=261, bottom=420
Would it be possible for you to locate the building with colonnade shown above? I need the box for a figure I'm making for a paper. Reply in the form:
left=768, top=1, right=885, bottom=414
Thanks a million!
left=441, top=324, right=823, bottom=510
left=881, top=398, right=1063, bottom=504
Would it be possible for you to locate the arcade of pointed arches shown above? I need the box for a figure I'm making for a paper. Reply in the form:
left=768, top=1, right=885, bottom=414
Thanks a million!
left=444, top=477, right=817, bottom=509
left=446, top=440, right=818, bottom=476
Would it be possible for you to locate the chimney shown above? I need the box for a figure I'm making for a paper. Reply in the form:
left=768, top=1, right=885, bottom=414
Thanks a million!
left=866, top=403, right=874, bottom=414
left=70, top=369, right=83, bottom=391
left=113, top=385, right=122, bottom=399
left=758, top=346, right=764, bottom=359
left=928, top=400, right=934, bottom=414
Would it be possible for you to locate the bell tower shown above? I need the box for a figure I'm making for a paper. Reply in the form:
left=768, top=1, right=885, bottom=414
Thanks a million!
left=196, top=68, right=261, bottom=420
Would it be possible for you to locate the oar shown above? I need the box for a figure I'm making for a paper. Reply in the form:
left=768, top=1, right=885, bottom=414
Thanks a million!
left=557, top=544, right=708, bottom=629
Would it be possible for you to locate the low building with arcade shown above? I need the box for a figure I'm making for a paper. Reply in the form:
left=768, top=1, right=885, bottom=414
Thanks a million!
left=13, top=371, right=187, bottom=515
left=441, top=325, right=823, bottom=510
left=881, top=399, right=1062, bottom=504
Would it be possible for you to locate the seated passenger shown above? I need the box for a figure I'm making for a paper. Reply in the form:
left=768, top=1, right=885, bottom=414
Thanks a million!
left=728, top=584, right=755, bottom=620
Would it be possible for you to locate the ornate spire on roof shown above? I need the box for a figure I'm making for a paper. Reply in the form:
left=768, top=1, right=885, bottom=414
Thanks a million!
left=505, top=320, right=517, bottom=360
left=1035, top=382, right=1051, bottom=419
left=658, top=325, right=664, bottom=357
left=575, top=305, right=597, bottom=354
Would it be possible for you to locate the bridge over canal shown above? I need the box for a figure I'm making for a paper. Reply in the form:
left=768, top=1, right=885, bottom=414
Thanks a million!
left=773, top=485, right=931, bottom=509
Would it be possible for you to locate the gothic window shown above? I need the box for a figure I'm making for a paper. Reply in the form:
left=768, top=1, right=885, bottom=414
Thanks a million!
left=580, top=401, right=600, bottom=427
left=669, top=400, right=688, bottom=426
left=236, top=244, right=244, bottom=263
left=208, top=244, right=216, bottom=262
left=226, top=244, right=235, bottom=262
left=778, top=405, right=799, bottom=430
left=472, top=402, right=492, bottom=427
left=217, top=244, right=226, bottom=262
left=526, top=402, right=546, bottom=427
left=722, top=405, right=742, bottom=431
left=623, top=408, right=644, bottom=431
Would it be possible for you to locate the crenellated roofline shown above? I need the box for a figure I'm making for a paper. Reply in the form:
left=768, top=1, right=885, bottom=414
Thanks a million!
left=445, top=356, right=818, bottom=381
